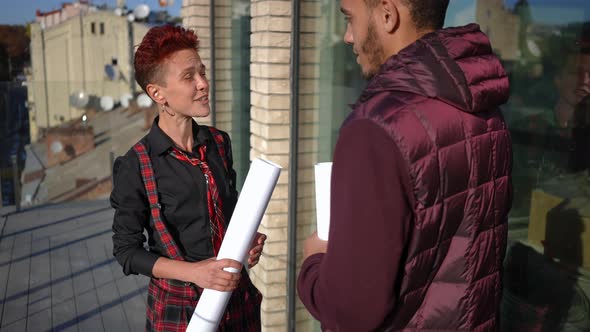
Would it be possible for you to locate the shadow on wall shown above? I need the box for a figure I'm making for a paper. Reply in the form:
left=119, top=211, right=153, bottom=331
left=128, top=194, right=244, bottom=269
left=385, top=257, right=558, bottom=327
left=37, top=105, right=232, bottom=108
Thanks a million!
left=502, top=200, right=590, bottom=331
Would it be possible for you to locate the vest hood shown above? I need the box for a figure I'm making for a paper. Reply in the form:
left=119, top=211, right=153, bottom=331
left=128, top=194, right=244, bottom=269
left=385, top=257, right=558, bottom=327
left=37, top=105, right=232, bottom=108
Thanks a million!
left=354, top=24, right=510, bottom=114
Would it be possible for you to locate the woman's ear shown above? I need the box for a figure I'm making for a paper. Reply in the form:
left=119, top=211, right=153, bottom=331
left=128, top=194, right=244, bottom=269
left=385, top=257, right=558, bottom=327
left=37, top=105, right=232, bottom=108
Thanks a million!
left=146, top=83, right=165, bottom=105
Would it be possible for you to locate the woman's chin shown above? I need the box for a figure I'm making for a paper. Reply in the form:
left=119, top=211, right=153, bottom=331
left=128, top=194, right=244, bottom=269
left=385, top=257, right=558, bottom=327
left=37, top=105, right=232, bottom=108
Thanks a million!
left=193, top=107, right=210, bottom=118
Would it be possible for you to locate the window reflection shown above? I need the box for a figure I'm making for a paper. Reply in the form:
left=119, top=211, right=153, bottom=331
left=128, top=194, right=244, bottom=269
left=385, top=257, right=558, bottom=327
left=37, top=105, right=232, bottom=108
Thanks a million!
left=306, top=0, right=590, bottom=330
left=447, top=0, right=590, bottom=330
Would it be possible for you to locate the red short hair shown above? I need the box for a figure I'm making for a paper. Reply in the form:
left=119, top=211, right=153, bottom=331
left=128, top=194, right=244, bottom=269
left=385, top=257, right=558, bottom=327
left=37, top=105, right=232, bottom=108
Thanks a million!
left=134, top=25, right=200, bottom=92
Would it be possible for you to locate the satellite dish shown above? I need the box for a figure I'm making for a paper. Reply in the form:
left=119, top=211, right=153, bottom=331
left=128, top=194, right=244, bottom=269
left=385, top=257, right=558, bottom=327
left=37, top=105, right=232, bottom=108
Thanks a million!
left=127, top=13, right=135, bottom=22
left=527, top=39, right=541, bottom=58
left=104, top=64, right=118, bottom=80
left=137, top=93, right=153, bottom=108
left=114, top=8, right=123, bottom=16
left=100, top=96, right=115, bottom=111
left=50, top=141, right=64, bottom=154
left=120, top=93, right=133, bottom=108
left=70, top=91, right=89, bottom=108
left=133, top=4, right=150, bottom=19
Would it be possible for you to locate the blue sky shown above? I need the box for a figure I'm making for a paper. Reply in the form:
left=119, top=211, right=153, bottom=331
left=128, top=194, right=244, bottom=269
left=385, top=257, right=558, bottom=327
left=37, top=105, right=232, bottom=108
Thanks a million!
left=4, top=0, right=589, bottom=29
left=445, top=0, right=590, bottom=27
left=0, top=0, right=181, bottom=26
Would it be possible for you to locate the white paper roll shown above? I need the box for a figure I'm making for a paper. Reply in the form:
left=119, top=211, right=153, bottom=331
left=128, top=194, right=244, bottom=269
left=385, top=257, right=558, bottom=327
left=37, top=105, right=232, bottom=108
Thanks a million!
left=314, top=162, right=332, bottom=241
left=187, top=158, right=281, bottom=332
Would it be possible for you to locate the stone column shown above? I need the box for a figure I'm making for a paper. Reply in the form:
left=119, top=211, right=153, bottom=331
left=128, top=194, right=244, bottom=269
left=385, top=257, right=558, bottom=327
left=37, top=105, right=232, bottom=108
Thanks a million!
left=249, top=0, right=293, bottom=330
left=182, top=0, right=214, bottom=126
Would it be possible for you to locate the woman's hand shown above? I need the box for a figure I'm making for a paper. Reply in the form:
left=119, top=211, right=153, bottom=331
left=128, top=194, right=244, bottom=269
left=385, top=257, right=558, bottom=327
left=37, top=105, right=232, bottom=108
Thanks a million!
left=248, top=232, right=266, bottom=269
left=188, top=258, right=243, bottom=291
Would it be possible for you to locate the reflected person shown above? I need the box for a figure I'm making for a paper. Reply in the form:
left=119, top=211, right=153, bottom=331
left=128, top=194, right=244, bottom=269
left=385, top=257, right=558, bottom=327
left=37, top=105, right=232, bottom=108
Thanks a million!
left=553, top=32, right=590, bottom=172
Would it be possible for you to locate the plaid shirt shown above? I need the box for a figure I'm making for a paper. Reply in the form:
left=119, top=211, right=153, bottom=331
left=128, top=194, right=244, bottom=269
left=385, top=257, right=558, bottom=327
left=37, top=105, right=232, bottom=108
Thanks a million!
left=133, top=127, right=261, bottom=332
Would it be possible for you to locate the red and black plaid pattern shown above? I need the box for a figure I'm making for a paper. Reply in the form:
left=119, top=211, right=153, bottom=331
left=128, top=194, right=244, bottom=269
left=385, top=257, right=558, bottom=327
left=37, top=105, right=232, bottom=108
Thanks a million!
left=146, top=271, right=262, bottom=332
left=169, top=144, right=225, bottom=255
left=146, top=278, right=200, bottom=332
left=207, top=127, right=228, bottom=172
left=133, top=142, right=185, bottom=261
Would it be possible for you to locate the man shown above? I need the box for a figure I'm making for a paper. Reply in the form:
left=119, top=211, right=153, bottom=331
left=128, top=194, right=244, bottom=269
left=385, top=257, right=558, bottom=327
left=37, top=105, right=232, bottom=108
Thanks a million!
left=553, top=31, right=590, bottom=172
left=297, top=0, right=512, bottom=331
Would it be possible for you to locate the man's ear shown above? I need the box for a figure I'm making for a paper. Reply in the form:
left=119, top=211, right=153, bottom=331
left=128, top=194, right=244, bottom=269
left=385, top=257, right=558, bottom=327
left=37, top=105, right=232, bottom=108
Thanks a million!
left=146, top=83, right=165, bottom=105
left=380, top=0, right=399, bottom=33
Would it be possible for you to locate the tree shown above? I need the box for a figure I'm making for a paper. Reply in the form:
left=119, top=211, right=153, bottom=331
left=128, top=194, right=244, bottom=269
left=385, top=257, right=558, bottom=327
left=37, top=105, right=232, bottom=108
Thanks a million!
left=0, top=25, right=30, bottom=80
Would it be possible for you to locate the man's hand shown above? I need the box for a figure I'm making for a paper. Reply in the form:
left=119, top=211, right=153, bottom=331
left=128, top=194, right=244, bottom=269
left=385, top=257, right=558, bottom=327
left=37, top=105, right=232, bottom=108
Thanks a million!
left=303, top=232, right=328, bottom=260
left=248, top=232, right=266, bottom=269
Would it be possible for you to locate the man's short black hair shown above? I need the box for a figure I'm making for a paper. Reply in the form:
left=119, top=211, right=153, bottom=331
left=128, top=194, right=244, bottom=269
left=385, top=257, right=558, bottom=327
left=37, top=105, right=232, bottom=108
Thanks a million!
left=365, top=0, right=450, bottom=31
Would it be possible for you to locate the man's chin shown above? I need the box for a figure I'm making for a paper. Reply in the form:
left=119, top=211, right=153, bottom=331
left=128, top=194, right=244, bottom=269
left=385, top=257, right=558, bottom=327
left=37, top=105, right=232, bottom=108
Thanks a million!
left=361, top=68, right=377, bottom=80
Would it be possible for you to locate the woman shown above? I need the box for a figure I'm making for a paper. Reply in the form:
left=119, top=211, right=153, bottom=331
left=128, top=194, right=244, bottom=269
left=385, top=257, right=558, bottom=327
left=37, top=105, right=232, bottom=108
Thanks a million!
left=111, top=25, right=264, bottom=331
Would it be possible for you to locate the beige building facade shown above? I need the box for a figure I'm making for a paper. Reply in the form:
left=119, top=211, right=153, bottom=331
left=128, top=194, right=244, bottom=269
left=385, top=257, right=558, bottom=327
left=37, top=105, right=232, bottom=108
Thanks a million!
left=476, top=0, right=520, bottom=61
left=28, top=9, right=149, bottom=140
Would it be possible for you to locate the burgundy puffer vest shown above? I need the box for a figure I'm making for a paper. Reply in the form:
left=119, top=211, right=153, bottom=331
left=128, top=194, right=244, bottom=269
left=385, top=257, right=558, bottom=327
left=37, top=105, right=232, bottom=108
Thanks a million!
left=346, top=24, right=512, bottom=331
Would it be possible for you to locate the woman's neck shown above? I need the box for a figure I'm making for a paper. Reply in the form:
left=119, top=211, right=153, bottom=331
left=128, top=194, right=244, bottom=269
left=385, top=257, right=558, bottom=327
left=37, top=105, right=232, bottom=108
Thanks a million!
left=158, top=114, right=195, bottom=152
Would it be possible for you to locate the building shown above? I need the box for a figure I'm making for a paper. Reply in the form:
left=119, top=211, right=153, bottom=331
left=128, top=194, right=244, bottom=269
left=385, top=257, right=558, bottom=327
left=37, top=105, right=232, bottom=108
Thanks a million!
left=13, top=0, right=589, bottom=331
left=28, top=3, right=149, bottom=141
left=35, top=0, right=94, bottom=29
left=476, top=0, right=520, bottom=61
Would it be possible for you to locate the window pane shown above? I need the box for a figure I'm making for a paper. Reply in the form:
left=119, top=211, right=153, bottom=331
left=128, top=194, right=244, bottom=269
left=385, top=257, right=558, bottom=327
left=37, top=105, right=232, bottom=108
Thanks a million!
left=449, top=1, right=590, bottom=330
left=300, top=0, right=590, bottom=330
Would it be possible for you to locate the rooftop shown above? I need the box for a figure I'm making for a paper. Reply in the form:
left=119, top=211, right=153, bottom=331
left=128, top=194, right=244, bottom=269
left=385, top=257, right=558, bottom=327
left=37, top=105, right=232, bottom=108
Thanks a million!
left=0, top=200, right=147, bottom=331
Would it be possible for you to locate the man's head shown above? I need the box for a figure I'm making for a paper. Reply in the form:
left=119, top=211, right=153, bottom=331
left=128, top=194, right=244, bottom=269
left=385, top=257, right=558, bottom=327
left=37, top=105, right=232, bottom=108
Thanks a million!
left=554, top=27, right=590, bottom=127
left=341, top=0, right=450, bottom=78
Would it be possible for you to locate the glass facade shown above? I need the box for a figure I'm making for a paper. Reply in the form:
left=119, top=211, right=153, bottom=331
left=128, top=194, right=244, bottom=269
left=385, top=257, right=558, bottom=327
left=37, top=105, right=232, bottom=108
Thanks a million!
left=228, top=0, right=252, bottom=190
left=300, top=0, right=590, bottom=330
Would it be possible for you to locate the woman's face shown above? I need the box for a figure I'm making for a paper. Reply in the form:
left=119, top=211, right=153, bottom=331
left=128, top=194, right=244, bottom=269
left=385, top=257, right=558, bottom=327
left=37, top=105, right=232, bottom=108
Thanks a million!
left=158, top=49, right=210, bottom=118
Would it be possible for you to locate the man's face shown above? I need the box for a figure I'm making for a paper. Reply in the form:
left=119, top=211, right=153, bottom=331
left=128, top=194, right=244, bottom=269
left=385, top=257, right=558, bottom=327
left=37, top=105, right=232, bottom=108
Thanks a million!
left=554, top=53, right=590, bottom=126
left=341, top=0, right=386, bottom=79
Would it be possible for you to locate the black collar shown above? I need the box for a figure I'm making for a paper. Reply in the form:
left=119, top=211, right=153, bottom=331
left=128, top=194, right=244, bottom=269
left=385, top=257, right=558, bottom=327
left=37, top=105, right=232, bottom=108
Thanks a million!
left=146, top=116, right=211, bottom=156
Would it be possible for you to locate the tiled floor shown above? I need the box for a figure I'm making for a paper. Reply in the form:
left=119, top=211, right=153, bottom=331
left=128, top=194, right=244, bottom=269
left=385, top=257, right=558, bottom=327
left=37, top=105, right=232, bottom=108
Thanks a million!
left=0, top=200, right=148, bottom=332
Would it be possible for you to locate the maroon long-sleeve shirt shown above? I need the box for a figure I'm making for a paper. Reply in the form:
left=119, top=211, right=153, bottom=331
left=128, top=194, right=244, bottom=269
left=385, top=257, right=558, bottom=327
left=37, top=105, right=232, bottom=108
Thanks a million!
left=297, top=119, right=413, bottom=331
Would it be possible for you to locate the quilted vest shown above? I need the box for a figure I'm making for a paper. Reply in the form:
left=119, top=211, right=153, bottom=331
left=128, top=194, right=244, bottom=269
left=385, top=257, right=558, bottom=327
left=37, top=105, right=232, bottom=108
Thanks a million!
left=346, top=24, right=512, bottom=331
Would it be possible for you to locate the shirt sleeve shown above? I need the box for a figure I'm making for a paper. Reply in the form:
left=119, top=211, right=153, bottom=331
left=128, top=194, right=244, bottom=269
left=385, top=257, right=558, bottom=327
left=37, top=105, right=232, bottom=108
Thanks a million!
left=110, top=153, right=161, bottom=277
left=297, top=119, right=413, bottom=331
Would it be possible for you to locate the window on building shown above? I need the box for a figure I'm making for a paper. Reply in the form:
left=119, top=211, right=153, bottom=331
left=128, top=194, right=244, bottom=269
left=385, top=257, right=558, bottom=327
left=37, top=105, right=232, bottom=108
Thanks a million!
left=100, top=22, right=105, bottom=35
left=91, top=22, right=95, bottom=34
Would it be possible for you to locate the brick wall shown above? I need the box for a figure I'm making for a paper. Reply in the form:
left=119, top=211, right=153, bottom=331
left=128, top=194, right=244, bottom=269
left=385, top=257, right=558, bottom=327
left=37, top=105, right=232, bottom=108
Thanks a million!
left=182, top=0, right=236, bottom=132
left=182, top=0, right=214, bottom=126
left=250, top=1, right=322, bottom=330
left=182, top=0, right=323, bottom=330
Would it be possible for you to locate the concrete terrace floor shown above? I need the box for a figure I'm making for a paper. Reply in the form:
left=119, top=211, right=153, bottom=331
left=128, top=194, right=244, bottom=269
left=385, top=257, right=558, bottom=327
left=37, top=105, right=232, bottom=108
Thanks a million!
left=0, top=200, right=148, bottom=332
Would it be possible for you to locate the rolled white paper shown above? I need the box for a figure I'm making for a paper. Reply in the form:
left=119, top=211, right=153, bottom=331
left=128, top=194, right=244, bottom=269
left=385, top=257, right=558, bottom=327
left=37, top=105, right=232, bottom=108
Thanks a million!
left=187, top=158, right=282, bottom=332
left=314, top=162, right=332, bottom=241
